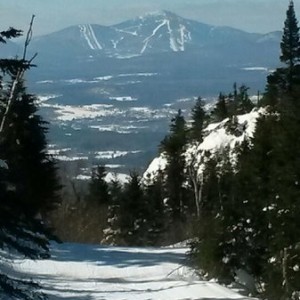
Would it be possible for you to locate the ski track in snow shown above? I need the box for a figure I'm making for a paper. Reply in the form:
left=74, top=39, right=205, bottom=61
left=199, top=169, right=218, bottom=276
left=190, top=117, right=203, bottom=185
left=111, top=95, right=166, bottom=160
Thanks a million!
left=166, top=20, right=179, bottom=52
left=141, top=20, right=168, bottom=54
left=79, top=24, right=102, bottom=50
left=13, top=243, right=255, bottom=300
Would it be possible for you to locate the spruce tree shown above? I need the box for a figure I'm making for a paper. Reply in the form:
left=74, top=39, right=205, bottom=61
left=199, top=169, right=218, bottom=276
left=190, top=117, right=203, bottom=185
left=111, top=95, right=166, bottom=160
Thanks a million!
left=160, top=110, right=188, bottom=221
left=102, top=176, right=123, bottom=245
left=280, top=0, right=300, bottom=69
left=119, top=172, right=147, bottom=246
left=190, top=97, right=207, bottom=141
left=210, top=93, right=229, bottom=122
left=143, top=170, right=166, bottom=245
left=86, top=165, right=110, bottom=205
left=0, top=21, right=60, bottom=299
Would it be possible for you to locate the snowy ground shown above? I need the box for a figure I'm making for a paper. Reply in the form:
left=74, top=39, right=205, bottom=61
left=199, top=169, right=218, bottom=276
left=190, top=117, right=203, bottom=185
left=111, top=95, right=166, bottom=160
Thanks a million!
left=12, top=243, right=254, bottom=300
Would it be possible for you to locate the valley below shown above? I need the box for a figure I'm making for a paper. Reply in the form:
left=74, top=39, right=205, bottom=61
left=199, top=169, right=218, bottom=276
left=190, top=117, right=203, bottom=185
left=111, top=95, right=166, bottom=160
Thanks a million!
left=7, top=10, right=281, bottom=180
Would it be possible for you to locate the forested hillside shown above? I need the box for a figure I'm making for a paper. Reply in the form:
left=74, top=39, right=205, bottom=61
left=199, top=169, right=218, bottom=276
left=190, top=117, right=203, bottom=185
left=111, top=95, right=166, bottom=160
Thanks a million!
left=1, top=2, right=300, bottom=300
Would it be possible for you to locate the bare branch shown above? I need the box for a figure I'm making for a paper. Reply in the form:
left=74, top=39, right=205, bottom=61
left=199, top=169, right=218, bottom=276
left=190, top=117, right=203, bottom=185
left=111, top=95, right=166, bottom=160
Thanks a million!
left=0, top=15, right=37, bottom=134
left=22, top=15, right=35, bottom=61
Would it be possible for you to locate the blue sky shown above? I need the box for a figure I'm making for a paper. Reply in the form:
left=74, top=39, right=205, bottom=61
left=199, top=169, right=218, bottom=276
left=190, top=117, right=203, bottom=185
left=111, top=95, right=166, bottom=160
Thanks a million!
left=0, top=0, right=293, bottom=36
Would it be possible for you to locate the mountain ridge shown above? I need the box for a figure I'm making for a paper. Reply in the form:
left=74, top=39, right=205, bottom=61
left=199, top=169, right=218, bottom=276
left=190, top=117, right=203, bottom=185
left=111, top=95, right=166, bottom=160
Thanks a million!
left=26, top=10, right=281, bottom=59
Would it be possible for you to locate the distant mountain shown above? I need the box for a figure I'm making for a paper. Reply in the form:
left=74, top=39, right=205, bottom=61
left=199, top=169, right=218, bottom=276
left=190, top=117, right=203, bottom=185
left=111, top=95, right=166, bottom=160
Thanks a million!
left=7, top=11, right=281, bottom=107
left=28, top=10, right=281, bottom=59
left=1, top=39, right=22, bottom=58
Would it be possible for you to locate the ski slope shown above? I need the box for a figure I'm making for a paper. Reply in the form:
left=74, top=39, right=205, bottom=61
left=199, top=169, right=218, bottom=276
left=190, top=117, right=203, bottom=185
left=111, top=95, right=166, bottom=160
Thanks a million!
left=13, top=243, right=254, bottom=299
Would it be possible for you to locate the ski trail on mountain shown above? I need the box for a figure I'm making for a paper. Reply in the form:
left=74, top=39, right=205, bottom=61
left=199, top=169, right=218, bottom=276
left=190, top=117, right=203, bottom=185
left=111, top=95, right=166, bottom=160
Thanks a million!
left=141, top=20, right=167, bottom=54
left=13, top=243, right=255, bottom=300
left=79, top=24, right=102, bottom=50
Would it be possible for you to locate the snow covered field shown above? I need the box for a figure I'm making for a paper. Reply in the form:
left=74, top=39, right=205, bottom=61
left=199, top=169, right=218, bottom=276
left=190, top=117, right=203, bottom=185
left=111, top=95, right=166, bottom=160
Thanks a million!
left=12, top=243, right=254, bottom=299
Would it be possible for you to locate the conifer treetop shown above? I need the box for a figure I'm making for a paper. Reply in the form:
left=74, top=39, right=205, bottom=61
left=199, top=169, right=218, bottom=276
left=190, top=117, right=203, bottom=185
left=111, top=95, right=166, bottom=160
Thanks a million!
left=280, top=0, right=300, bottom=67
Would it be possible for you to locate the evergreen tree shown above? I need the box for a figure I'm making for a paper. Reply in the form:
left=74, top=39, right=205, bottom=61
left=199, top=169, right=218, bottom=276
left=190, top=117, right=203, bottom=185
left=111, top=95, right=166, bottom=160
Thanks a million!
left=210, top=93, right=229, bottom=122
left=160, top=110, right=188, bottom=221
left=262, top=1, right=300, bottom=109
left=86, top=165, right=110, bottom=205
left=280, top=0, right=300, bottom=69
left=119, top=172, right=147, bottom=246
left=143, top=170, right=166, bottom=245
left=234, top=84, right=254, bottom=115
left=0, top=83, right=60, bottom=214
left=102, top=176, right=123, bottom=245
left=0, top=21, right=60, bottom=299
left=190, top=97, right=207, bottom=141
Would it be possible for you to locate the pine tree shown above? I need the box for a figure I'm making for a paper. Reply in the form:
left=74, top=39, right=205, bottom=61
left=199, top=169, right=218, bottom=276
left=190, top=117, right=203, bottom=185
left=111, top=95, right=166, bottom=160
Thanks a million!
left=102, top=176, right=123, bottom=245
left=160, top=109, right=188, bottom=221
left=190, top=97, right=207, bottom=141
left=234, top=84, right=254, bottom=114
left=262, top=1, right=300, bottom=110
left=119, top=171, right=147, bottom=246
left=211, top=93, right=229, bottom=122
left=0, top=83, right=60, bottom=214
left=143, top=170, right=166, bottom=245
left=0, top=20, right=60, bottom=299
left=280, top=0, right=300, bottom=69
left=86, top=165, right=110, bottom=205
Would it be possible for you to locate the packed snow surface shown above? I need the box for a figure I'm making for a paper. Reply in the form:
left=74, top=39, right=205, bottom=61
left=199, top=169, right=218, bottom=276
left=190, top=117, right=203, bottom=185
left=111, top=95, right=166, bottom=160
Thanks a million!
left=14, top=242, right=254, bottom=299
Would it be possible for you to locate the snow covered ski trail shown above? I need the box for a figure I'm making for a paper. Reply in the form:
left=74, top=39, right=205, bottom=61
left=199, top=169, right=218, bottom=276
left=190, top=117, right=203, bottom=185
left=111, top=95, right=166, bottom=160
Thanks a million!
left=14, top=243, right=255, bottom=299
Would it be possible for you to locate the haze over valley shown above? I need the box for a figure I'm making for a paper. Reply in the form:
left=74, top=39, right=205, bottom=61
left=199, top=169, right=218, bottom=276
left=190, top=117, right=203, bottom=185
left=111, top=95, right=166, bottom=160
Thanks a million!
left=4, top=10, right=281, bottom=177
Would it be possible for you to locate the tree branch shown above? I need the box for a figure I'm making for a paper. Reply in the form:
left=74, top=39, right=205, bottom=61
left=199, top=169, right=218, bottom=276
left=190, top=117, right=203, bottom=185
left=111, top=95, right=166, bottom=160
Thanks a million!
left=0, top=15, right=37, bottom=134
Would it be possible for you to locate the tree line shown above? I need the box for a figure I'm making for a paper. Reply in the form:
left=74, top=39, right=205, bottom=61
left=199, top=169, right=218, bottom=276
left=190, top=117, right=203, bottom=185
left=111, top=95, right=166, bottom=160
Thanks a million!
left=1, top=1, right=300, bottom=299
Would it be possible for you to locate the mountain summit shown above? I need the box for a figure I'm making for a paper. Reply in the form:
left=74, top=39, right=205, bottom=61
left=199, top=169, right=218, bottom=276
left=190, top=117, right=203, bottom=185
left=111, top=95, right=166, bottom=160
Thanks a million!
left=29, top=10, right=280, bottom=60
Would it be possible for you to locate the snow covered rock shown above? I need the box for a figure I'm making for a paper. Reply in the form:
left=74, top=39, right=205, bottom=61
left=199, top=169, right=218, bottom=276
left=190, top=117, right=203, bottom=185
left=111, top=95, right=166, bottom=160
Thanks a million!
left=144, top=108, right=263, bottom=181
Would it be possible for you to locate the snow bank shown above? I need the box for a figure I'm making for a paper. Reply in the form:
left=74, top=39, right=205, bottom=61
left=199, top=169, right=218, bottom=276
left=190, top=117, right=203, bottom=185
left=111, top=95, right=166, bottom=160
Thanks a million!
left=11, top=242, right=254, bottom=299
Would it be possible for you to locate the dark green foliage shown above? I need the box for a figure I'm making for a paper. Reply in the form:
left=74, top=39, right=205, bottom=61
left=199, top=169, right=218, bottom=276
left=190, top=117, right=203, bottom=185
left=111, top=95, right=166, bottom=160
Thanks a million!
left=0, top=274, right=46, bottom=300
left=233, top=84, right=255, bottom=115
left=0, top=25, right=60, bottom=299
left=143, top=170, right=166, bottom=245
left=211, top=84, right=254, bottom=123
left=210, top=93, right=229, bottom=122
left=86, top=165, right=110, bottom=205
left=160, top=110, right=188, bottom=221
left=280, top=1, right=300, bottom=68
left=102, top=176, right=123, bottom=245
left=119, top=171, right=148, bottom=245
left=191, top=3, right=300, bottom=298
left=190, top=97, right=207, bottom=141
left=0, top=84, right=60, bottom=215
left=0, top=28, right=22, bottom=43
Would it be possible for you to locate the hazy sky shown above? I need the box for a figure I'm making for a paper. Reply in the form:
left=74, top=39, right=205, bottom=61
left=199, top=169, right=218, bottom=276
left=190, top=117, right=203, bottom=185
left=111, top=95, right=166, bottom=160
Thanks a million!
left=0, top=0, right=294, bottom=37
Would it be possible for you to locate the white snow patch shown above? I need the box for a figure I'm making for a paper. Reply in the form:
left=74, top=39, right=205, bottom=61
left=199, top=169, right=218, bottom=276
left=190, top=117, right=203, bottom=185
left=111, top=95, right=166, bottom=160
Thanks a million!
left=55, top=155, right=89, bottom=161
left=118, top=73, right=158, bottom=77
left=47, top=148, right=71, bottom=155
left=79, top=24, right=102, bottom=50
left=105, top=164, right=124, bottom=169
left=63, top=78, right=99, bottom=84
left=90, top=125, right=147, bottom=133
left=36, top=80, right=54, bottom=84
left=11, top=242, right=255, bottom=300
left=41, top=103, right=116, bottom=121
left=94, top=75, right=114, bottom=81
left=144, top=108, right=264, bottom=180
left=242, top=67, right=269, bottom=72
left=37, top=94, right=62, bottom=103
left=95, top=150, right=142, bottom=160
left=109, top=96, right=138, bottom=102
